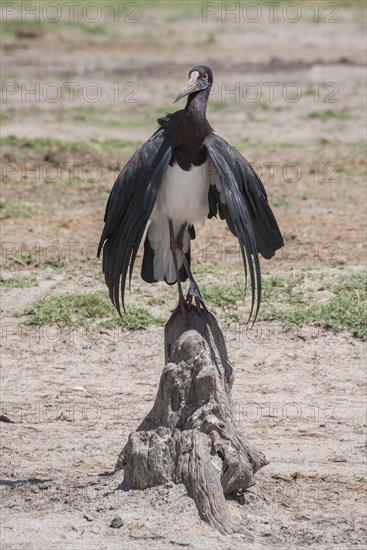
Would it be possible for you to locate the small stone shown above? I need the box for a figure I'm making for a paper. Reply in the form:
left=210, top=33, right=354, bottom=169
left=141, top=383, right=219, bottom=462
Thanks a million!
left=328, top=456, right=347, bottom=463
left=110, top=516, right=124, bottom=529
left=0, top=415, right=14, bottom=423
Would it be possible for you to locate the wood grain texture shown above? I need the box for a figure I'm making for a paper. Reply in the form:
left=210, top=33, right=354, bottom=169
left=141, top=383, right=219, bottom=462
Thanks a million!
left=116, top=309, right=267, bottom=535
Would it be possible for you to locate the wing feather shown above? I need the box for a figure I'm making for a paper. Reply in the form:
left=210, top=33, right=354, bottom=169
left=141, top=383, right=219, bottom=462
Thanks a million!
left=98, top=130, right=172, bottom=314
left=205, top=133, right=283, bottom=322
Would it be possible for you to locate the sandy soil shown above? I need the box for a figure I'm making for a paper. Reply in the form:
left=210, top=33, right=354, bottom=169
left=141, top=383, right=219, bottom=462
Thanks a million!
left=1, top=2, right=366, bottom=549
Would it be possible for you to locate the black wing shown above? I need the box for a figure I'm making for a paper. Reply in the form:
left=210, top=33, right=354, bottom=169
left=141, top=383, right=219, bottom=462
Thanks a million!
left=98, top=130, right=172, bottom=314
left=205, top=133, right=284, bottom=321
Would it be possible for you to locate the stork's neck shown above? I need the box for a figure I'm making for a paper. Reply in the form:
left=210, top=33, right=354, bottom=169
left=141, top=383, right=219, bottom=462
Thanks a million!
left=185, top=87, right=210, bottom=125
left=169, top=86, right=212, bottom=169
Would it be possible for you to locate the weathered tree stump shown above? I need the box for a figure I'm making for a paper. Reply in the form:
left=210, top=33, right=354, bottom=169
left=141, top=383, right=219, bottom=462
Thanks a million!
left=116, top=309, right=267, bottom=535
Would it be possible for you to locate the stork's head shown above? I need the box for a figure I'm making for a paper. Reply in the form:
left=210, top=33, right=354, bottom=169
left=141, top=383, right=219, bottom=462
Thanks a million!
left=174, top=65, right=213, bottom=103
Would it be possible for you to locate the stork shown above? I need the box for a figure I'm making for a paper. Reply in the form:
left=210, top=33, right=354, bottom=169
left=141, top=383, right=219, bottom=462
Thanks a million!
left=98, top=66, right=284, bottom=321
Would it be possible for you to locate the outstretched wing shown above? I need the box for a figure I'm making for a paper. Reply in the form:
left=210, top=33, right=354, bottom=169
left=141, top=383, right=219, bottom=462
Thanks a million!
left=205, top=133, right=284, bottom=322
left=98, top=130, right=172, bottom=314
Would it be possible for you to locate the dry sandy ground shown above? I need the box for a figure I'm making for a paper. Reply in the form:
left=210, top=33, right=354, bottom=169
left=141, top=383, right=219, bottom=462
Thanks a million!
left=1, top=1, right=366, bottom=549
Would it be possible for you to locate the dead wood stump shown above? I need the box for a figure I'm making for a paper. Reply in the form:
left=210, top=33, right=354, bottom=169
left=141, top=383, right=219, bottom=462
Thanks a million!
left=116, top=309, right=268, bottom=535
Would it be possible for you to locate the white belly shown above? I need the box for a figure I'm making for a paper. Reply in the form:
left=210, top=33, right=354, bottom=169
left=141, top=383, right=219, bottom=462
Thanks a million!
left=147, top=161, right=210, bottom=283
left=151, top=161, right=210, bottom=230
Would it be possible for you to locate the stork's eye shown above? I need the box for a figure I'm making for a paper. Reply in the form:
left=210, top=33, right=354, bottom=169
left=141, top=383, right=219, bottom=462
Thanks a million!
left=202, top=74, right=208, bottom=81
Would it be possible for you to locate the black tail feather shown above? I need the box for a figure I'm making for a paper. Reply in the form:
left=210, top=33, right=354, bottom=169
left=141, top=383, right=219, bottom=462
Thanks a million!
left=141, top=236, right=190, bottom=285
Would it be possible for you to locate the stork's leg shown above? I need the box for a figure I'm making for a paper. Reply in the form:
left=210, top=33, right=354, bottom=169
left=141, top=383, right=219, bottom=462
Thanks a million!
left=168, top=219, right=186, bottom=313
left=180, top=253, right=207, bottom=311
left=175, top=223, right=207, bottom=311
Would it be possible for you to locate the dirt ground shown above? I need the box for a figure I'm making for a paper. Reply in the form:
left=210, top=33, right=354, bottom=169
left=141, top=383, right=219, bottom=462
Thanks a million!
left=1, top=1, right=366, bottom=549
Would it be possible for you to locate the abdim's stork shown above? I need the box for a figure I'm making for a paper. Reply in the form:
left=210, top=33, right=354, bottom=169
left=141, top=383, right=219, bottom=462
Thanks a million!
left=98, top=66, right=284, bottom=320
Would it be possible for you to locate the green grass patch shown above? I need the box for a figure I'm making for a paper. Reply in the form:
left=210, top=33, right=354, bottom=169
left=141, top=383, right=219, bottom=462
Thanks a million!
left=141, top=31, right=160, bottom=45
left=308, top=110, right=352, bottom=121
left=260, top=272, right=366, bottom=340
left=138, top=0, right=203, bottom=16
left=255, top=102, right=270, bottom=111
left=1, top=18, right=111, bottom=38
left=193, top=265, right=236, bottom=277
left=246, top=113, right=266, bottom=123
left=269, top=197, right=292, bottom=207
left=0, top=113, right=13, bottom=125
left=314, top=274, right=366, bottom=340
left=21, top=291, right=111, bottom=326
left=94, top=138, right=141, bottom=155
left=101, top=307, right=165, bottom=330
left=205, top=32, right=216, bottom=44
left=20, top=291, right=164, bottom=330
left=211, top=101, right=234, bottom=112
left=1, top=135, right=87, bottom=156
left=1, top=20, right=48, bottom=36
left=148, top=297, right=166, bottom=306
left=43, top=176, right=91, bottom=187
left=63, top=107, right=122, bottom=128
left=1, top=275, right=38, bottom=288
left=261, top=274, right=306, bottom=304
left=338, top=166, right=366, bottom=180
left=201, top=282, right=247, bottom=307
left=0, top=135, right=140, bottom=161
left=202, top=271, right=366, bottom=341
left=233, top=141, right=300, bottom=154
left=0, top=200, right=36, bottom=219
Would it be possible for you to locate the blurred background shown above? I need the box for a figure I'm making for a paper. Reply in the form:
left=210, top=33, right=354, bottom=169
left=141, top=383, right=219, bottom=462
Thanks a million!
left=1, top=0, right=365, bottom=327
left=1, top=0, right=365, bottom=274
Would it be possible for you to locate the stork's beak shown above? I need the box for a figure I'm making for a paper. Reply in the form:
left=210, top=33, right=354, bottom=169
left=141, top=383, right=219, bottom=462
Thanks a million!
left=173, top=72, right=200, bottom=103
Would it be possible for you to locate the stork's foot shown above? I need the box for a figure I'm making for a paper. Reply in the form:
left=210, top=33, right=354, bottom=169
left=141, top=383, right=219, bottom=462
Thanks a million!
left=171, top=282, right=207, bottom=318
left=186, top=280, right=207, bottom=312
